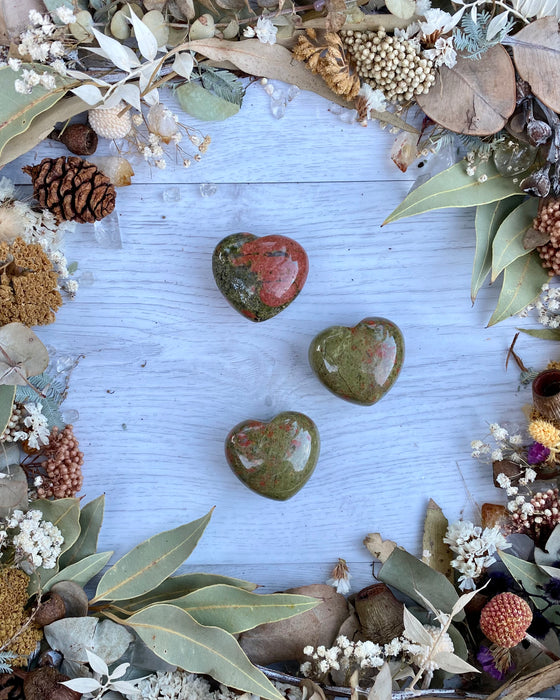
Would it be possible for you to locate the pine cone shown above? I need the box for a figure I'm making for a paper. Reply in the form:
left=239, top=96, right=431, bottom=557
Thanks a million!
left=23, top=156, right=116, bottom=224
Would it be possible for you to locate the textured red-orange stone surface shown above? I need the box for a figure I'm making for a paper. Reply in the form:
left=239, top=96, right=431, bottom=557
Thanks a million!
left=480, top=592, right=532, bottom=648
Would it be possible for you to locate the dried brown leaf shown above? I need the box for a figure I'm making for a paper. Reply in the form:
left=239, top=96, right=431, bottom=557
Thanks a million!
left=184, top=37, right=351, bottom=106
left=0, top=465, right=28, bottom=518
left=422, top=499, right=453, bottom=580
left=363, top=533, right=397, bottom=563
left=239, top=584, right=349, bottom=665
left=325, top=0, right=346, bottom=32
left=416, top=45, right=516, bottom=136
left=510, top=17, right=560, bottom=113
left=494, top=658, right=560, bottom=700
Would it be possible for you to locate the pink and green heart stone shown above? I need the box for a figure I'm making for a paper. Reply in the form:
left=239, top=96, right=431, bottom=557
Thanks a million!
left=225, top=411, right=320, bottom=500
left=212, top=233, right=309, bottom=321
left=309, top=317, right=404, bottom=405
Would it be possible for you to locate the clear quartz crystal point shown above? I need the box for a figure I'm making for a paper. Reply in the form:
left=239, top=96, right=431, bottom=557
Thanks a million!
left=62, top=409, right=79, bottom=423
left=56, top=355, right=75, bottom=374
left=93, top=211, right=122, bottom=249
left=163, top=187, right=181, bottom=202
left=271, top=99, right=286, bottom=119
left=199, top=183, right=217, bottom=198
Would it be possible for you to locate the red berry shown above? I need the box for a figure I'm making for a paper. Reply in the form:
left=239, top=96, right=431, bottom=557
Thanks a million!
left=480, top=593, right=532, bottom=648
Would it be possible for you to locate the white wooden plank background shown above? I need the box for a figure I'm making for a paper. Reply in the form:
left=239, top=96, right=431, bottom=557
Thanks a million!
left=2, top=82, right=556, bottom=592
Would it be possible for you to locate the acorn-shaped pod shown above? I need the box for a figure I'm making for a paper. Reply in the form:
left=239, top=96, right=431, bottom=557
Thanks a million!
left=309, top=317, right=404, bottom=405
left=533, top=369, right=560, bottom=422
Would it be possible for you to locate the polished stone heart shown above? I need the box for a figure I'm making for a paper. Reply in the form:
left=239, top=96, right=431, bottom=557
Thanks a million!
left=212, top=233, right=308, bottom=322
left=309, top=318, right=404, bottom=405
left=225, top=411, right=320, bottom=500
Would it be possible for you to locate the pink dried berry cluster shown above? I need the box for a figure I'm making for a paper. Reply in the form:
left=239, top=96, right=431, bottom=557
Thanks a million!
left=36, top=425, right=84, bottom=499
left=480, top=593, right=533, bottom=648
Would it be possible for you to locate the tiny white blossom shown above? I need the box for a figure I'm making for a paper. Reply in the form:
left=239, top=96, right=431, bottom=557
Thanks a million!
left=55, top=6, right=76, bottom=24
left=496, top=473, right=511, bottom=488
left=423, top=36, right=457, bottom=68
left=244, top=15, right=277, bottom=45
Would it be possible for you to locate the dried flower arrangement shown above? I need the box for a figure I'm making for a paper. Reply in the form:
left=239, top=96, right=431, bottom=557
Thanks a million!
left=5, top=2, right=560, bottom=700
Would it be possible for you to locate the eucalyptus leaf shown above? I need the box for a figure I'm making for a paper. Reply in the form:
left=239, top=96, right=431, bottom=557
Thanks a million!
left=491, top=198, right=539, bottom=282
left=421, top=499, right=452, bottom=579
left=535, top=525, right=560, bottom=567
left=44, top=551, right=113, bottom=592
left=499, top=550, right=550, bottom=610
left=0, top=464, right=28, bottom=518
left=176, top=82, right=240, bottom=121
left=472, top=197, right=524, bottom=302
left=0, top=64, right=72, bottom=161
left=0, top=324, right=49, bottom=386
left=92, top=509, right=213, bottom=603
left=116, top=604, right=283, bottom=700
left=518, top=328, right=560, bottom=340
left=383, top=160, right=520, bottom=225
left=29, top=498, right=81, bottom=592
left=60, top=494, right=105, bottom=568
left=378, top=546, right=463, bottom=620
left=113, top=571, right=258, bottom=612
left=488, top=251, right=550, bottom=325
left=0, top=385, right=15, bottom=436
left=200, top=67, right=245, bottom=107
left=403, top=606, right=433, bottom=645
left=161, top=584, right=319, bottom=633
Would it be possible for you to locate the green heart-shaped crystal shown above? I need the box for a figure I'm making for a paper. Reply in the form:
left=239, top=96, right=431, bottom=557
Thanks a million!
left=309, top=317, right=404, bottom=405
left=225, top=411, right=320, bottom=500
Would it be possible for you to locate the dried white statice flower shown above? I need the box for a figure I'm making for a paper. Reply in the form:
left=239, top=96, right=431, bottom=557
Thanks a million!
left=443, top=520, right=511, bottom=589
left=125, top=670, right=259, bottom=700
left=2, top=509, right=64, bottom=573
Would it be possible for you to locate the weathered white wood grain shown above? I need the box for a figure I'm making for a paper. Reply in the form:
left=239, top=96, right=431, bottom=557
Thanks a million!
left=2, top=87, right=555, bottom=593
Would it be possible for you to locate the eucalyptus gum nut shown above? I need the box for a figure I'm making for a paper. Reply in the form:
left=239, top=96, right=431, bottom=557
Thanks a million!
left=110, top=10, right=131, bottom=40
left=142, top=11, right=170, bottom=46
left=189, top=14, right=216, bottom=40
left=177, top=82, right=240, bottom=121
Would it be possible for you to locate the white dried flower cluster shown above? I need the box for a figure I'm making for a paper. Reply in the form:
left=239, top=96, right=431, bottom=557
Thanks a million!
left=11, top=9, right=71, bottom=93
left=443, top=520, right=511, bottom=589
left=1, top=509, right=64, bottom=573
left=125, top=670, right=274, bottom=700
left=243, top=16, right=278, bottom=45
left=535, top=284, right=560, bottom=329
left=300, top=635, right=408, bottom=679
left=423, top=36, right=457, bottom=68
left=471, top=423, right=525, bottom=463
left=22, top=402, right=50, bottom=450
left=403, top=626, right=454, bottom=672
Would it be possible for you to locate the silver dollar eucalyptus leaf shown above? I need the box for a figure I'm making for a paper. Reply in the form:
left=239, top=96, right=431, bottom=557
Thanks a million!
left=0, top=323, right=49, bottom=388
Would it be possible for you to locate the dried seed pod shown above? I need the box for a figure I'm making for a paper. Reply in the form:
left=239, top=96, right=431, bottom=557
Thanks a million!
left=480, top=592, right=532, bottom=648
left=354, top=583, right=404, bottom=643
left=34, top=593, right=66, bottom=627
left=521, top=167, right=551, bottom=198
left=526, top=118, right=552, bottom=146
left=50, top=124, right=98, bottom=156
left=23, top=668, right=81, bottom=700
left=50, top=581, right=88, bottom=617
left=533, top=369, right=560, bottom=422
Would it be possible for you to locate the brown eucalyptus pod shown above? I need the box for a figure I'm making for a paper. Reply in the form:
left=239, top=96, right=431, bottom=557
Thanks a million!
left=23, top=667, right=81, bottom=700
left=354, top=583, right=404, bottom=644
left=50, top=124, right=98, bottom=156
left=34, top=592, right=66, bottom=627
left=532, top=369, right=560, bottom=422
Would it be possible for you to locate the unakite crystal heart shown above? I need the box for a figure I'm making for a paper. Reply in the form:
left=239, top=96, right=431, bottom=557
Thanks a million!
left=309, top=318, right=404, bottom=406
left=212, top=233, right=308, bottom=321
left=225, top=411, right=320, bottom=500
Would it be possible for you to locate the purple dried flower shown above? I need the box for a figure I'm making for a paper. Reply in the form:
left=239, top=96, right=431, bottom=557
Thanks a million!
left=477, top=646, right=512, bottom=680
left=527, top=442, right=550, bottom=464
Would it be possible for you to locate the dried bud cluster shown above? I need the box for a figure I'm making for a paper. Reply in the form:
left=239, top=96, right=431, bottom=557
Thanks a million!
left=0, top=404, right=24, bottom=442
left=510, top=487, right=560, bottom=544
left=480, top=592, right=532, bottom=648
left=340, top=28, right=435, bottom=102
left=0, top=237, right=62, bottom=327
left=0, top=567, right=42, bottom=661
left=36, top=425, right=83, bottom=499
left=535, top=199, right=560, bottom=275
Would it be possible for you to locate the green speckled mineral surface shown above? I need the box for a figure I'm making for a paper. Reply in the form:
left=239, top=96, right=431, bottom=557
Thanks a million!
left=225, top=411, right=320, bottom=500
left=309, top=317, right=404, bottom=406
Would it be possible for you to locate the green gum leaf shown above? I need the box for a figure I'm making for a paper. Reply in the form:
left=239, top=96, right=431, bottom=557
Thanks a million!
left=498, top=551, right=550, bottom=610
left=0, top=385, right=16, bottom=436
left=383, top=160, right=521, bottom=225
left=113, top=603, right=283, bottom=700
left=60, top=494, right=105, bottom=568
left=176, top=82, right=240, bottom=121
left=45, top=551, right=113, bottom=591
left=488, top=251, right=549, bottom=325
left=92, top=509, right=213, bottom=603
left=472, top=197, right=524, bottom=302
left=161, top=584, right=319, bottom=633
left=491, top=198, right=539, bottom=282
left=517, top=328, right=560, bottom=341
